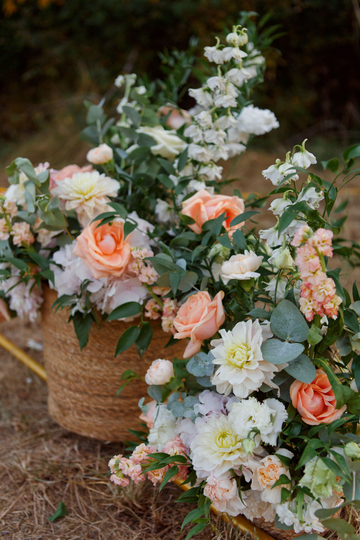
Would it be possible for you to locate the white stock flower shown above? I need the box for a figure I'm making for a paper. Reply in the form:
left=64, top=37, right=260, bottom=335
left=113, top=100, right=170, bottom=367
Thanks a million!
left=276, top=495, right=332, bottom=534
left=203, top=129, right=226, bottom=146
left=189, top=88, right=214, bottom=108
left=86, top=143, right=113, bottom=164
left=225, top=67, right=254, bottom=86
left=204, top=474, right=246, bottom=516
left=269, top=197, right=292, bottom=216
left=265, top=276, right=301, bottom=303
left=188, top=143, right=213, bottom=163
left=211, top=146, right=229, bottom=162
left=155, top=199, right=173, bottom=223
left=220, top=251, right=263, bottom=284
left=51, top=171, right=119, bottom=227
left=297, top=186, right=324, bottom=209
left=211, top=320, right=279, bottom=399
left=190, top=414, right=247, bottom=478
left=259, top=225, right=283, bottom=247
left=1, top=274, right=43, bottom=322
left=145, top=359, right=174, bottom=385
left=198, top=163, right=223, bottom=180
left=262, top=161, right=299, bottom=186
left=204, top=46, right=225, bottom=64
left=225, top=143, right=247, bottom=158
left=262, top=398, right=288, bottom=445
left=184, top=124, right=203, bottom=143
left=148, top=404, right=177, bottom=451
left=137, top=126, right=186, bottom=161
left=194, top=110, right=213, bottom=128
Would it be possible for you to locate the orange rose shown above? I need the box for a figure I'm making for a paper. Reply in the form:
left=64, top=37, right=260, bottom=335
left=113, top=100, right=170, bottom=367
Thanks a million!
left=181, top=190, right=245, bottom=235
left=173, top=291, right=225, bottom=358
left=73, top=221, right=131, bottom=279
left=290, top=369, right=346, bottom=425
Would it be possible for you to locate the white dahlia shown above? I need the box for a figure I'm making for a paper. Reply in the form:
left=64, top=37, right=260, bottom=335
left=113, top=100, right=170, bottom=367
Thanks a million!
left=190, top=414, right=247, bottom=478
left=211, top=320, right=279, bottom=398
left=51, top=171, right=119, bottom=226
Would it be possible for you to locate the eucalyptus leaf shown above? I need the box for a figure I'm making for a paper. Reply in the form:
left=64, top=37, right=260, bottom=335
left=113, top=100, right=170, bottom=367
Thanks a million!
left=270, top=299, right=309, bottom=342
left=285, top=354, right=316, bottom=383
left=261, top=339, right=304, bottom=364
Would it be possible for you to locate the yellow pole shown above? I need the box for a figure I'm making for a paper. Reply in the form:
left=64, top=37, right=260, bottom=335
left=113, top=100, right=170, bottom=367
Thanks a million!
left=0, top=332, right=47, bottom=381
left=174, top=479, right=276, bottom=540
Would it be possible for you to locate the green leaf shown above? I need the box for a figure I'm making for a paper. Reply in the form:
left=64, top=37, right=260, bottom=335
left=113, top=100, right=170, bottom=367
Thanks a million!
left=157, top=158, right=176, bottom=175
left=187, top=352, right=214, bottom=377
left=108, top=202, right=128, bottom=219
left=86, top=105, right=104, bottom=124
left=232, top=229, right=247, bottom=250
left=285, top=354, right=316, bottom=383
left=343, top=144, right=360, bottom=162
left=27, top=251, right=50, bottom=270
left=230, top=210, right=259, bottom=228
left=271, top=474, right=291, bottom=489
left=247, top=308, right=271, bottom=320
left=321, top=519, right=355, bottom=534
left=5, top=257, right=28, bottom=271
left=158, top=174, right=175, bottom=189
left=48, top=501, right=67, bottom=522
left=124, top=220, right=138, bottom=238
left=181, top=505, right=208, bottom=530
left=270, top=299, right=309, bottom=342
left=185, top=522, right=208, bottom=540
left=136, top=322, right=153, bottom=357
left=308, top=324, right=323, bottom=345
left=278, top=210, right=299, bottom=235
left=115, top=326, right=141, bottom=356
left=177, top=147, right=188, bottom=172
left=179, top=271, right=198, bottom=292
left=107, top=302, right=141, bottom=321
left=316, top=358, right=352, bottom=409
left=321, top=157, right=339, bottom=173
left=148, top=385, right=162, bottom=402
left=72, top=312, right=93, bottom=350
left=15, top=157, right=39, bottom=184
left=261, top=339, right=304, bottom=364
left=159, top=465, right=179, bottom=491
left=123, top=105, right=142, bottom=127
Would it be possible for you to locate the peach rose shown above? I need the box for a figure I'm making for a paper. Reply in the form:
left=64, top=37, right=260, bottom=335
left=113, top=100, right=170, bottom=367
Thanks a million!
left=73, top=220, right=131, bottom=279
left=139, top=401, right=157, bottom=429
left=290, top=369, right=347, bottom=425
left=173, top=290, right=225, bottom=358
left=181, top=189, right=245, bottom=235
left=50, top=164, right=93, bottom=189
left=86, top=144, right=113, bottom=165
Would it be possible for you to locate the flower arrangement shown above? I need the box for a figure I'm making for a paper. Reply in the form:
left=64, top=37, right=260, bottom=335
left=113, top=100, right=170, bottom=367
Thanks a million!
left=108, top=136, right=360, bottom=539
left=0, top=17, right=280, bottom=356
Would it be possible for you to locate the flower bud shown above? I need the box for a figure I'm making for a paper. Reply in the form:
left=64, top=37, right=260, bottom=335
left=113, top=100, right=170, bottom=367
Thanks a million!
left=344, top=442, right=360, bottom=459
left=208, top=244, right=230, bottom=263
left=242, top=438, right=256, bottom=455
left=145, top=359, right=174, bottom=386
left=270, top=247, right=294, bottom=269
left=86, top=143, right=113, bottom=165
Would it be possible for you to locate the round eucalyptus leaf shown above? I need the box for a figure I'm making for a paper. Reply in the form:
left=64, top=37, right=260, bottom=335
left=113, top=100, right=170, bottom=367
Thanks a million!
left=261, top=338, right=304, bottom=364
left=270, top=299, right=309, bottom=342
left=284, top=354, right=316, bottom=383
left=169, top=401, right=185, bottom=417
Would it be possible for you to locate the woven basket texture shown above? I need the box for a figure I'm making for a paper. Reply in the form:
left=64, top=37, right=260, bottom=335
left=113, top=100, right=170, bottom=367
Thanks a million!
left=41, top=286, right=185, bottom=441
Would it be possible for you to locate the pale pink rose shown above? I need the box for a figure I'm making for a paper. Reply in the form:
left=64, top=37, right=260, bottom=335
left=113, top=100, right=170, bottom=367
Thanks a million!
left=139, top=400, right=157, bottom=429
left=110, top=473, right=129, bottom=487
left=73, top=221, right=131, bottom=279
left=220, top=250, right=263, bottom=284
left=145, top=298, right=161, bottom=320
left=145, top=359, right=174, bottom=385
left=174, top=290, right=225, bottom=358
left=0, top=298, right=11, bottom=322
left=181, top=190, right=245, bottom=235
left=0, top=218, right=9, bottom=240
left=291, top=224, right=312, bottom=247
left=251, top=455, right=291, bottom=504
left=290, top=369, right=347, bottom=426
left=204, top=475, right=245, bottom=516
left=86, top=143, right=114, bottom=165
left=310, top=228, right=333, bottom=257
left=50, top=164, right=93, bottom=189
left=158, top=105, right=191, bottom=130
left=11, top=222, right=35, bottom=246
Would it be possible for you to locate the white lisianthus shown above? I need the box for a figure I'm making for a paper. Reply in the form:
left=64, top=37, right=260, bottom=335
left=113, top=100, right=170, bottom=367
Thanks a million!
left=155, top=199, right=174, bottom=223
left=220, top=251, right=263, bottom=284
left=51, top=171, right=119, bottom=227
left=229, top=397, right=288, bottom=446
left=86, top=143, right=113, bottom=164
left=137, top=126, right=186, bottom=161
left=276, top=496, right=333, bottom=534
left=145, top=359, right=174, bottom=386
left=190, top=414, right=247, bottom=478
left=204, top=474, right=246, bottom=516
left=211, top=320, right=279, bottom=399
left=148, top=404, right=177, bottom=451
left=269, top=247, right=295, bottom=269
left=233, top=105, right=279, bottom=136
left=292, top=140, right=317, bottom=169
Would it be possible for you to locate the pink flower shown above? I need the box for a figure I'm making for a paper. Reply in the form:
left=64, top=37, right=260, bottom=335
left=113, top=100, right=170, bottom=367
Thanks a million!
left=147, top=466, right=169, bottom=486
left=145, top=359, right=174, bottom=385
left=131, top=247, right=154, bottom=260
left=324, top=295, right=343, bottom=319
left=163, top=298, right=178, bottom=317
left=162, top=314, right=176, bottom=334
left=310, top=228, right=333, bottom=257
left=3, top=200, right=17, bottom=218
left=139, top=400, right=157, bottom=429
left=118, top=457, right=145, bottom=484
left=204, top=475, right=245, bottom=516
left=173, top=291, right=225, bottom=358
left=291, top=225, right=313, bottom=247
left=145, top=298, right=161, bottom=320
left=163, top=436, right=188, bottom=457
left=138, top=265, right=159, bottom=285
left=86, top=143, right=113, bottom=165
left=110, top=473, right=129, bottom=487
left=131, top=444, right=154, bottom=464
left=0, top=218, right=10, bottom=240
left=152, top=286, right=171, bottom=296
left=11, top=222, right=35, bottom=246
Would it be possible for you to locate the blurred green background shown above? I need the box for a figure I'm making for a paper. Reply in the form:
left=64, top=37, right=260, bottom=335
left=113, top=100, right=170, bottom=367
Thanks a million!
left=0, top=0, right=359, bottom=170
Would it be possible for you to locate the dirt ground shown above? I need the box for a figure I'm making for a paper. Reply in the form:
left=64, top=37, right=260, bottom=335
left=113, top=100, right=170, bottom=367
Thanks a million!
left=1, top=146, right=360, bottom=539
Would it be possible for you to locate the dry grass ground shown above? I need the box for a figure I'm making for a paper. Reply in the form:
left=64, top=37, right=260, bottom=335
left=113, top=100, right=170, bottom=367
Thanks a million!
left=0, top=147, right=360, bottom=539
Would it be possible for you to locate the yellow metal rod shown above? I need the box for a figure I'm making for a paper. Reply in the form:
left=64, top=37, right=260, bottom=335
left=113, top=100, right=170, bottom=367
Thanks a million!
left=174, top=479, right=276, bottom=540
left=0, top=332, right=47, bottom=381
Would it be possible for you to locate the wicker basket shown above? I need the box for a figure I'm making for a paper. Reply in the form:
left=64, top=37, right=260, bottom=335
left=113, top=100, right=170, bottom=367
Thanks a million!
left=250, top=512, right=340, bottom=540
left=41, top=286, right=185, bottom=441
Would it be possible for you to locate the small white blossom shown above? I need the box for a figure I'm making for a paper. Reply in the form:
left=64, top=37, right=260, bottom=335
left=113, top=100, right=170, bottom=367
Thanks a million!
left=189, top=88, right=214, bottom=108
left=292, top=140, right=317, bottom=169
left=114, top=75, right=125, bottom=88
left=184, top=124, right=204, bottom=143
left=194, top=110, right=213, bottom=128
left=188, top=143, right=213, bottom=163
